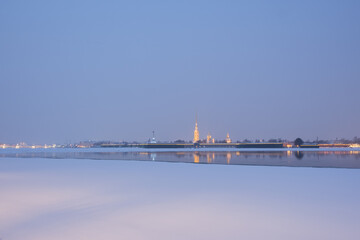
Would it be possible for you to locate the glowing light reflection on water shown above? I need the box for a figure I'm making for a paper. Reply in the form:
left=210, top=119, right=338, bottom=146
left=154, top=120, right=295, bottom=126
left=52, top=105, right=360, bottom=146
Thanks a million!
left=1, top=148, right=360, bottom=168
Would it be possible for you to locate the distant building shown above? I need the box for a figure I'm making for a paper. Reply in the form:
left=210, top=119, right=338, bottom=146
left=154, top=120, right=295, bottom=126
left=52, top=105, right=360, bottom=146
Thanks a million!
left=149, top=131, right=157, bottom=143
left=226, top=133, right=231, bottom=143
left=207, top=132, right=212, bottom=143
left=193, top=117, right=200, bottom=143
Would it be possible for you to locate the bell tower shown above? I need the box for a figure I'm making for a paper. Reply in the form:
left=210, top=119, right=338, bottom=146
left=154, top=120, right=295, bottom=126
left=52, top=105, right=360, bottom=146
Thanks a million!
left=226, top=133, right=231, bottom=143
left=193, top=115, right=200, bottom=143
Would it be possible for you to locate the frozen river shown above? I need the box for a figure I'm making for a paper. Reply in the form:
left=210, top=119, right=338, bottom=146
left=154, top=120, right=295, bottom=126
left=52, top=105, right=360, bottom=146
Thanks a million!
left=0, top=148, right=359, bottom=239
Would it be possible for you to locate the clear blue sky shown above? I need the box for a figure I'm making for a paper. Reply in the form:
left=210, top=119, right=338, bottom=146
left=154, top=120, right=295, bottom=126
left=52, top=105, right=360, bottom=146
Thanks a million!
left=1, top=0, right=359, bottom=144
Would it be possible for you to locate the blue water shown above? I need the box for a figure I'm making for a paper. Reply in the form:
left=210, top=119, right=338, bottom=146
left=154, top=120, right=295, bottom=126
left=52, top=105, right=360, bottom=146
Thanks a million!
left=1, top=147, right=360, bottom=168
left=0, top=149, right=359, bottom=239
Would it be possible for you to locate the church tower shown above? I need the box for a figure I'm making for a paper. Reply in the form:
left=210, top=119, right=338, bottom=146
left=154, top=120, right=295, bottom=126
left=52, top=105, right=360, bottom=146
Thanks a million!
left=193, top=115, right=200, bottom=143
left=207, top=132, right=212, bottom=143
left=226, top=133, right=231, bottom=143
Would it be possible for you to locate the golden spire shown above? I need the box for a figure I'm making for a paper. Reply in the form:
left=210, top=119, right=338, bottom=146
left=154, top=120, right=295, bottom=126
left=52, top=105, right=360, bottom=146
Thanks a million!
left=193, top=114, right=199, bottom=143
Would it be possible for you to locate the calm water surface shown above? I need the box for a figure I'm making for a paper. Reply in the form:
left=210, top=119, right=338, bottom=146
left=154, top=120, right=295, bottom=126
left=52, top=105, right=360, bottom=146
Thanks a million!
left=1, top=148, right=360, bottom=168
left=0, top=148, right=359, bottom=240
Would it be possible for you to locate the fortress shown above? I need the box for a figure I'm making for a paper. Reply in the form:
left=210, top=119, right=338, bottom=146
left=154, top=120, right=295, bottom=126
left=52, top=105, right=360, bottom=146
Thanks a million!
left=192, top=116, right=231, bottom=144
left=138, top=117, right=285, bottom=149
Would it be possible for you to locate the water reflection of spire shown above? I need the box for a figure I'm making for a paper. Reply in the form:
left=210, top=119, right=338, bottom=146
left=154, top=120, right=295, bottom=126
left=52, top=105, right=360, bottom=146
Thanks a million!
left=150, top=153, right=157, bottom=161
left=193, top=153, right=200, bottom=163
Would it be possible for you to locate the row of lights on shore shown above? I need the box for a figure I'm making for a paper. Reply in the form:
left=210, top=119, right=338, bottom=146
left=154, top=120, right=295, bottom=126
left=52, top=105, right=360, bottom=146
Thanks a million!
left=1, top=144, right=57, bottom=149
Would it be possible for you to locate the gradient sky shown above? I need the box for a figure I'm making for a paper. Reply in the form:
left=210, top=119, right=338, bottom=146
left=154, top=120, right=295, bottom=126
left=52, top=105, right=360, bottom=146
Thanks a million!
left=1, top=0, right=360, bottom=144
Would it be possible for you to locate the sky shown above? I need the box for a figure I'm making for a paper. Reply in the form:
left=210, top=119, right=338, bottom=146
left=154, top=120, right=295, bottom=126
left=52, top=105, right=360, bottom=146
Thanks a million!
left=1, top=0, right=360, bottom=144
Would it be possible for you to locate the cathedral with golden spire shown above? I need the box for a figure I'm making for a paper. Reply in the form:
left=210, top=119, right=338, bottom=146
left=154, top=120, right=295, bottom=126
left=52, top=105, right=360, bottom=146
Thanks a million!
left=226, top=133, right=232, bottom=143
left=193, top=115, right=199, bottom=143
left=193, top=115, right=231, bottom=144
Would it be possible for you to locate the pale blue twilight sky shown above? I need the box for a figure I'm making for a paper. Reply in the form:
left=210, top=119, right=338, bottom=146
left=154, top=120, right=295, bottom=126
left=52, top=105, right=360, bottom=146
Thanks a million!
left=1, top=0, right=360, bottom=144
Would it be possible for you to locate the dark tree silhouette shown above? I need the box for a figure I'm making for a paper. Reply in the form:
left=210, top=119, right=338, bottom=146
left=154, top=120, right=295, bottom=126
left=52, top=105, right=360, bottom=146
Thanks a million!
left=294, top=138, right=304, bottom=147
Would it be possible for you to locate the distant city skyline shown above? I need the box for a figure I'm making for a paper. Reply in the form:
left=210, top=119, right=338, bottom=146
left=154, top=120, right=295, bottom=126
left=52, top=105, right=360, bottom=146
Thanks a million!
left=1, top=1, right=359, bottom=144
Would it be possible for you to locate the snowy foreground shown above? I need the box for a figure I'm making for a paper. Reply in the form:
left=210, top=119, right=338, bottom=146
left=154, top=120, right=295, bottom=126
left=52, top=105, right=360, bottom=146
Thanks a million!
left=0, top=156, right=359, bottom=240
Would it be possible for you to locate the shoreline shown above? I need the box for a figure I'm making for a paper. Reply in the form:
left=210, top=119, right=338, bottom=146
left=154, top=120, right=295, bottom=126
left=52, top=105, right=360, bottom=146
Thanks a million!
left=0, top=147, right=359, bottom=154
